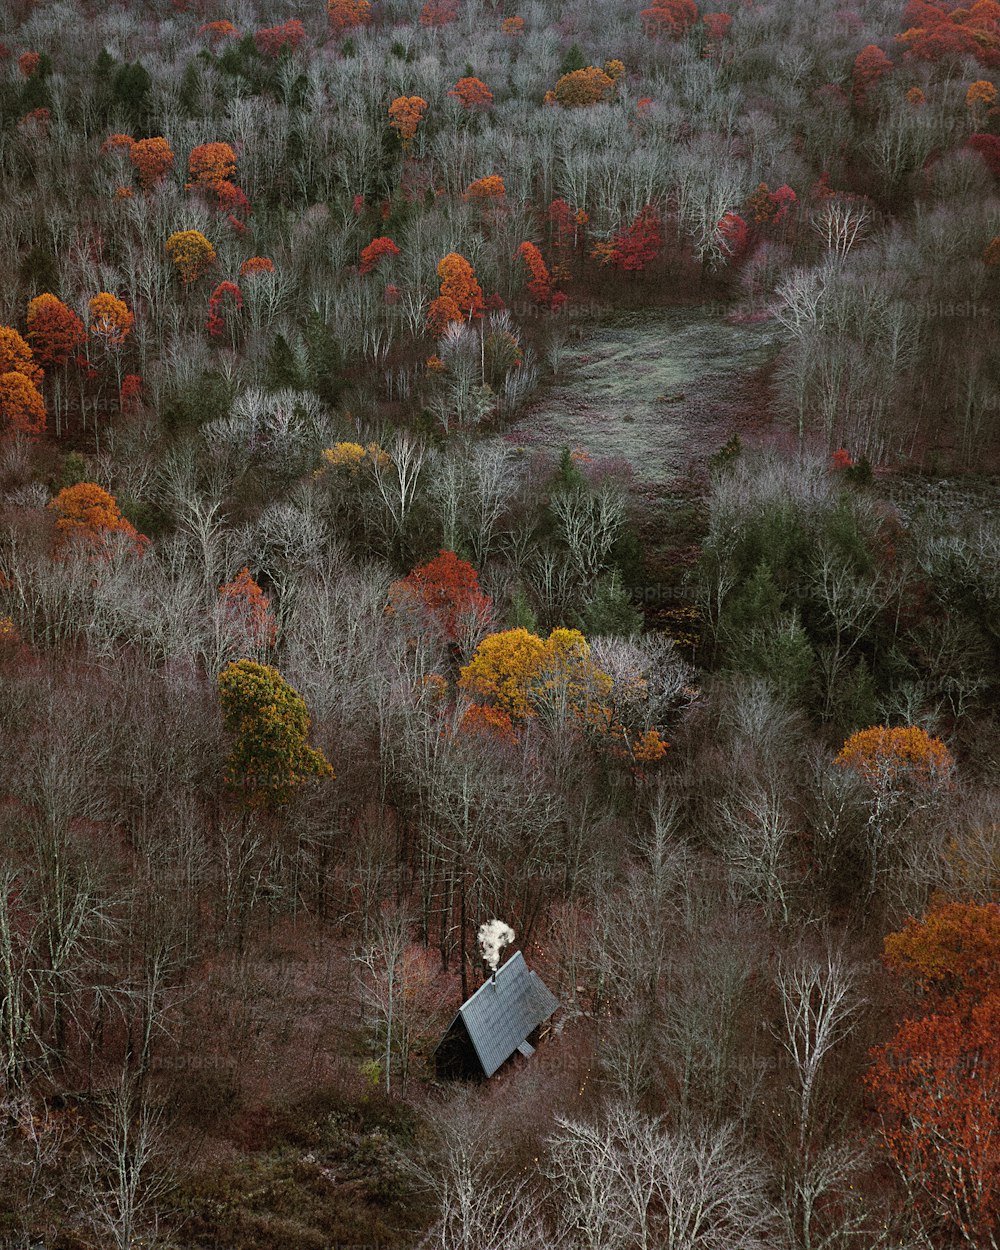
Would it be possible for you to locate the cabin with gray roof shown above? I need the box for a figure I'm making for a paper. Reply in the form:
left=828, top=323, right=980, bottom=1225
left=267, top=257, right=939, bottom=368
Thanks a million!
left=433, top=951, right=559, bottom=1079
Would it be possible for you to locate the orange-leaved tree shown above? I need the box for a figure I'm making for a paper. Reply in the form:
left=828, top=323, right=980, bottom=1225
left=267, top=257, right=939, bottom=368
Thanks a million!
left=0, top=326, right=43, bottom=385
left=437, top=252, right=483, bottom=319
left=26, top=294, right=86, bottom=368
left=883, top=899, right=1000, bottom=1014
left=88, top=293, right=134, bottom=346
left=165, top=230, right=217, bottom=284
left=199, top=20, right=239, bottom=45
left=253, top=20, right=306, bottom=56
left=868, top=900, right=1000, bottom=1244
left=426, top=297, right=464, bottom=337
left=641, top=0, right=698, bottom=39
left=449, top=76, right=494, bottom=109
left=0, top=372, right=46, bottom=438
left=546, top=66, right=616, bottom=107
left=359, top=236, right=401, bottom=275
left=835, top=725, right=954, bottom=896
left=867, top=1001, right=1000, bottom=1248
left=464, top=175, right=506, bottom=202
left=239, top=256, right=275, bottom=276
left=218, top=659, right=334, bottom=806
left=388, top=550, right=493, bottom=647
left=835, top=725, right=953, bottom=789
left=388, top=96, right=428, bottom=150
left=186, top=141, right=237, bottom=191
left=218, top=567, right=277, bottom=658
left=419, top=0, right=459, bottom=26
left=47, top=482, right=147, bottom=555
left=129, top=136, right=175, bottom=190
left=328, top=0, right=371, bottom=34
left=101, top=132, right=135, bottom=156
left=515, top=241, right=552, bottom=304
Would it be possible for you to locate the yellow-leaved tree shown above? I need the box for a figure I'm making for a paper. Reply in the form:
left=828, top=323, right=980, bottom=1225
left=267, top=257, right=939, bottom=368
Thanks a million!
left=218, top=660, right=334, bottom=806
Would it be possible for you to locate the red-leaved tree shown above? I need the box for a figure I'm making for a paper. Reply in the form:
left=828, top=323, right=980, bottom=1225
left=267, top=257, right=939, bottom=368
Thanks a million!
left=388, top=550, right=493, bottom=648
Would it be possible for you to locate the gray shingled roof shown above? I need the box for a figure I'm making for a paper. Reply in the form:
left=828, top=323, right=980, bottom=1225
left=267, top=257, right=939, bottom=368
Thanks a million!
left=455, top=951, right=559, bottom=1077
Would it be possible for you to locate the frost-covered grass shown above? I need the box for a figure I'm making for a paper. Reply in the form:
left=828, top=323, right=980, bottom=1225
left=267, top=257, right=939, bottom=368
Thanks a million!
left=508, top=306, right=780, bottom=484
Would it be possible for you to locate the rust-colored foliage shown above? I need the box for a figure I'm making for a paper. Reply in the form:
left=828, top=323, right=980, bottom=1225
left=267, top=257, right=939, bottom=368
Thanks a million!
left=218, top=567, right=277, bottom=651
left=388, top=550, right=493, bottom=645
left=239, top=255, right=275, bottom=275
left=119, top=374, right=143, bottom=416
left=592, top=206, right=664, bottom=271
left=984, top=234, right=1000, bottom=263
left=199, top=20, right=239, bottom=44
left=101, top=133, right=135, bottom=161
left=419, top=0, right=459, bottom=26
left=515, top=240, right=552, bottom=304
left=967, top=77, right=998, bottom=113
left=18, top=51, right=40, bottom=77
left=969, top=130, right=1000, bottom=174
left=852, top=44, right=894, bottom=104
left=884, top=899, right=1000, bottom=1012
left=641, top=0, right=698, bottom=39
left=0, top=373, right=46, bottom=438
left=717, top=211, right=749, bottom=260
left=328, top=0, right=371, bottom=35
left=548, top=198, right=588, bottom=249
left=547, top=66, right=616, bottom=107
left=26, top=294, right=86, bottom=368
left=746, top=181, right=797, bottom=225
left=206, top=281, right=243, bottom=338
left=0, top=326, right=43, bottom=386
left=460, top=701, right=517, bottom=744
left=253, top=20, right=306, bottom=56
left=426, top=296, right=464, bottom=337
left=128, top=136, right=174, bottom=190
left=501, top=15, right=524, bottom=34
left=187, top=142, right=237, bottom=191
left=867, top=999, right=1000, bottom=1246
left=897, top=0, right=1000, bottom=67
left=165, top=230, right=218, bottom=284
left=88, top=293, right=134, bottom=346
left=417, top=0, right=457, bottom=24
left=388, top=96, right=428, bottom=148
left=702, top=11, right=733, bottom=42
left=19, top=107, right=50, bottom=137
left=464, top=174, right=505, bottom=201
left=436, top=252, right=483, bottom=319
left=48, top=482, right=147, bottom=555
left=359, top=236, right=401, bottom=274
left=869, top=901, right=1000, bottom=1243
left=835, top=724, right=954, bottom=788
left=449, top=76, right=494, bottom=108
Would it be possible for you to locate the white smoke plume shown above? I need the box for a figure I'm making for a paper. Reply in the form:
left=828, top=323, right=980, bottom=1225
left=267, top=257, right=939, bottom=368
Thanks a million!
left=478, top=919, right=515, bottom=973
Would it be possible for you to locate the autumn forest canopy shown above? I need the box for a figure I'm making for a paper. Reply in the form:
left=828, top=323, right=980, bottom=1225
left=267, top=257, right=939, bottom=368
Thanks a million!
left=1, top=0, right=1000, bottom=1246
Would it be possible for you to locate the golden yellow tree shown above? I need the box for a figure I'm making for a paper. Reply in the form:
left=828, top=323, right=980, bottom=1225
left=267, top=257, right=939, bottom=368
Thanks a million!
left=165, top=230, right=217, bottom=284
